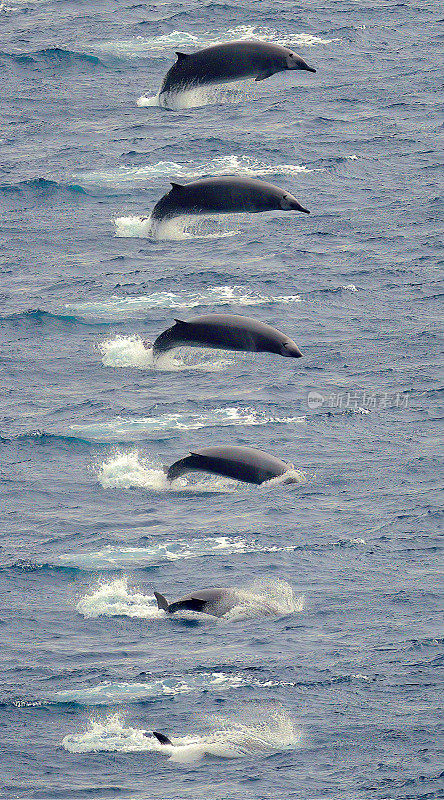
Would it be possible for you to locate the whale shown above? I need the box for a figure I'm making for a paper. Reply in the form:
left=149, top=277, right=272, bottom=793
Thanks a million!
left=151, top=313, right=303, bottom=359
left=166, top=445, right=294, bottom=485
left=154, top=587, right=238, bottom=618
left=149, top=176, right=310, bottom=223
left=158, top=40, right=316, bottom=101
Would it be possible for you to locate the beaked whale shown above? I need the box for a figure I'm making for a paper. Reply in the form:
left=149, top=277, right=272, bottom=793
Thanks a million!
left=151, top=313, right=303, bottom=359
left=149, top=176, right=310, bottom=223
left=158, top=40, right=316, bottom=102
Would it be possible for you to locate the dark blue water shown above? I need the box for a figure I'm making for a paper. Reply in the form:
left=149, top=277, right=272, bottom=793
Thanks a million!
left=0, top=1, right=442, bottom=798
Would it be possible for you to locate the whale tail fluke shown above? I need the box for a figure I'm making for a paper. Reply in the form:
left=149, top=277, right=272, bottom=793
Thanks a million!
left=154, top=591, right=170, bottom=612
left=152, top=730, right=173, bottom=746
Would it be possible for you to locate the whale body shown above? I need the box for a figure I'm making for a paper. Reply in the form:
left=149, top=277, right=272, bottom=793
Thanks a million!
left=166, top=445, right=292, bottom=485
left=151, top=313, right=303, bottom=359
left=149, top=176, right=310, bottom=223
left=154, top=587, right=237, bottom=617
left=158, top=40, right=316, bottom=101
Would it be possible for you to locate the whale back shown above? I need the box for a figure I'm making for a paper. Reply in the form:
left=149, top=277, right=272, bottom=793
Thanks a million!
left=167, top=445, right=289, bottom=484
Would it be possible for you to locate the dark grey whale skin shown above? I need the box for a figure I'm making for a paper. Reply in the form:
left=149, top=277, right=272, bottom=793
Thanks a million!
left=151, top=313, right=303, bottom=359
left=150, top=176, right=310, bottom=222
left=154, top=588, right=236, bottom=617
left=166, top=445, right=290, bottom=485
left=159, top=40, right=316, bottom=97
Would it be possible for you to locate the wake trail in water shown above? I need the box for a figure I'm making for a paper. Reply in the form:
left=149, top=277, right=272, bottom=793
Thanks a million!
left=76, top=154, right=317, bottom=187
left=67, top=285, right=301, bottom=320
left=68, top=408, right=304, bottom=442
left=49, top=668, right=310, bottom=706
left=56, top=536, right=278, bottom=570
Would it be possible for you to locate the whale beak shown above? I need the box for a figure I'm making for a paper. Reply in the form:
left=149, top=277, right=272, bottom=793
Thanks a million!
left=281, top=342, right=303, bottom=358
left=290, top=55, right=317, bottom=73
left=281, top=196, right=310, bottom=214
left=292, top=201, right=310, bottom=214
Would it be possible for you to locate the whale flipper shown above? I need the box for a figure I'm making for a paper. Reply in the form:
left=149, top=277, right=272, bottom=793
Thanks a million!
left=152, top=731, right=172, bottom=745
left=255, top=69, right=274, bottom=81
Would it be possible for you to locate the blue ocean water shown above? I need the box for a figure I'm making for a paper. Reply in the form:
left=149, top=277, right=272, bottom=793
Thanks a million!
left=0, top=0, right=442, bottom=798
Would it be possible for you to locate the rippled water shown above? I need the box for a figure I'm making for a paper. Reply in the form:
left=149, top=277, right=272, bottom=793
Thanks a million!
left=0, top=1, right=442, bottom=799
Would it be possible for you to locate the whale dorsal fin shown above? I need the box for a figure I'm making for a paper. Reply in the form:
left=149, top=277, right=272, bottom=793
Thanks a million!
left=175, top=51, right=189, bottom=61
left=153, top=591, right=169, bottom=611
left=152, top=731, right=172, bottom=746
left=173, top=318, right=187, bottom=326
left=170, top=182, right=185, bottom=191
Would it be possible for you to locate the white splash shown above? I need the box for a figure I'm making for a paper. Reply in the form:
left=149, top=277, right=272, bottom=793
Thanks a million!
left=114, top=215, right=152, bottom=238
left=138, top=80, right=254, bottom=111
left=76, top=578, right=161, bottom=620
left=115, top=212, right=239, bottom=240
left=99, top=335, right=233, bottom=371
left=99, top=335, right=153, bottom=369
left=75, top=577, right=303, bottom=621
left=67, top=285, right=301, bottom=320
left=97, top=451, right=169, bottom=491
left=69, top=408, right=304, bottom=441
left=225, top=578, right=304, bottom=620
left=62, top=707, right=302, bottom=762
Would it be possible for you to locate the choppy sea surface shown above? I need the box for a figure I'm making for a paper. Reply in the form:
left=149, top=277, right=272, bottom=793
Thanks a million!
left=0, top=1, right=442, bottom=799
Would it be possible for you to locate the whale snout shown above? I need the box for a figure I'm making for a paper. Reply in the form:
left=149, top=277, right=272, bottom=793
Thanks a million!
left=287, top=53, right=317, bottom=73
left=280, top=195, right=310, bottom=214
left=280, top=342, right=303, bottom=358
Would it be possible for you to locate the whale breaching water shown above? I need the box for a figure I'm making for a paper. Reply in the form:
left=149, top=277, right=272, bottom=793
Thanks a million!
left=166, top=445, right=295, bottom=485
left=150, top=313, right=303, bottom=360
left=148, top=176, right=310, bottom=225
left=154, top=587, right=239, bottom=618
left=155, top=40, right=316, bottom=107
